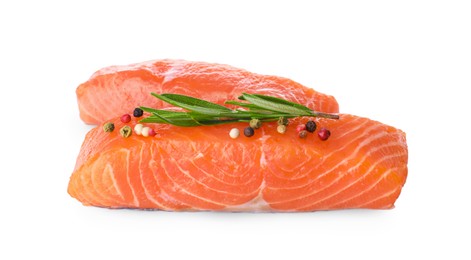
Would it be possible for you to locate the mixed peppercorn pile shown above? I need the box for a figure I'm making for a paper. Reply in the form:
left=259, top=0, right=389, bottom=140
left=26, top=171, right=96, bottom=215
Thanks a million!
left=104, top=108, right=331, bottom=141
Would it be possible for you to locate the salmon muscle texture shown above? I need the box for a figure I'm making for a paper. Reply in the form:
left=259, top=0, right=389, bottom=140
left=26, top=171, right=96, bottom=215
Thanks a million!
left=76, top=59, right=339, bottom=125
left=68, top=115, right=408, bottom=212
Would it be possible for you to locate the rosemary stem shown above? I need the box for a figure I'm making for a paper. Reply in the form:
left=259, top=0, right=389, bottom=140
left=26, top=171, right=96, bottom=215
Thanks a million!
left=311, top=111, right=340, bottom=119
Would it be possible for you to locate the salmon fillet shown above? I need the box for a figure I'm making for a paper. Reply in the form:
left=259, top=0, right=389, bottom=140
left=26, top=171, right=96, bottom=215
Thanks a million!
left=68, top=115, right=408, bottom=211
left=76, top=59, right=339, bottom=125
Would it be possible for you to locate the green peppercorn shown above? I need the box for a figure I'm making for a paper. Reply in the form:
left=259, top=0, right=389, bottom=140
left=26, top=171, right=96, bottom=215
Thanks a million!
left=278, top=117, right=289, bottom=126
left=103, top=122, right=115, bottom=133
left=244, top=127, right=255, bottom=137
left=306, top=120, right=317, bottom=133
left=120, top=125, right=132, bottom=138
left=249, top=119, right=262, bottom=129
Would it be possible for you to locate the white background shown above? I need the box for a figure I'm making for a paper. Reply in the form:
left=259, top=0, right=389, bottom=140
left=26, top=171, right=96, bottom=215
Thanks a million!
left=1, top=0, right=470, bottom=259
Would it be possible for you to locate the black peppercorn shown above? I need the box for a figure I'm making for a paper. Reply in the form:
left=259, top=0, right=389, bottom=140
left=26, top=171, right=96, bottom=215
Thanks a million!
left=244, top=127, right=255, bottom=137
left=306, top=120, right=317, bottom=133
left=133, top=108, right=144, bottom=117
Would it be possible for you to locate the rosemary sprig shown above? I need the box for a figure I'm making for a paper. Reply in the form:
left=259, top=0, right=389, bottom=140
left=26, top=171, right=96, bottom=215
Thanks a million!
left=140, top=92, right=339, bottom=126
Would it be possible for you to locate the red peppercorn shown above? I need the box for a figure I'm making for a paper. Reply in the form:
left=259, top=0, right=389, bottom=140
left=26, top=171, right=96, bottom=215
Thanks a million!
left=296, top=124, right=306, bottom=132
left=148, top=128, right=156, bottom=137
left=318, top=127, right=331, bottom=141
left=120, top=114, right=131, bottom=123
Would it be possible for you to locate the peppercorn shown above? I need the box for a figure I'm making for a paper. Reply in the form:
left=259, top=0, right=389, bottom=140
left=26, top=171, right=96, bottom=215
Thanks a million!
left=133, top=108, right=144, bottom=117
left=305, top=120, right=317, bottom=133
left=278, top=117, right=289, bottom=126
left=277, top=125, right=287, bottom=134
left=148, top=128, right=156, bottom=137
left=229, top=128, right=240, bottom=139
left=103, top=122, right=115, bottom=133
left=134, top=124, right=144, bottom=135
left=249, top=119, right=262, bottom=129
left=120, top=114, right=131, bottom=123
left=141, top=126, right=151, bottom=137
left=120, top=125, right=132, bottom=138
left=296, top=124, right=306, bottom=133
left=299, top=130, right=308, bottom=138
left=244, top=127, right=255, bottom=137
left=318, top=127, right=331, bottom=141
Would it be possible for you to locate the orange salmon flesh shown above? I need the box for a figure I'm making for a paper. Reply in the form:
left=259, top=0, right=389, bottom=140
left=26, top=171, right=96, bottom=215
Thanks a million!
left=68, top=116, right=407, bottom=211
left=69, top=59, right=407, bottom=212
left=77, top=59, right=339, bottom=125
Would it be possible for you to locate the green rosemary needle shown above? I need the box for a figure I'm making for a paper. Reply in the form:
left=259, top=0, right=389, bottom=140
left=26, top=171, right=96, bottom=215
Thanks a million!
left=139, top=92, right=339, bottom=126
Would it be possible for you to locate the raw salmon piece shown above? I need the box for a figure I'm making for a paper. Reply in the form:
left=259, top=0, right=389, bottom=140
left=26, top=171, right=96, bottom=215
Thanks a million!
left=76, top=59, right=339, bottom=125
left=68, top=114, right=408, bottom=212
